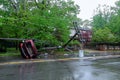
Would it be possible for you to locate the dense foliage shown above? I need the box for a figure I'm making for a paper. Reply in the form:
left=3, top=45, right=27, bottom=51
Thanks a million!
left=92, top=1, right=120, bottom=43
left=0, top=0, right=80, bottom=46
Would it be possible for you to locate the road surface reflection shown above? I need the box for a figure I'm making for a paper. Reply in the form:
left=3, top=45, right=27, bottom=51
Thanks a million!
left=0, top=58, right=120, bottom=80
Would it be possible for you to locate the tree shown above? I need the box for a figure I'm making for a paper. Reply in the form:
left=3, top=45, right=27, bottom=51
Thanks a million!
left=106, top=0, right=120, bottom=42
left=92, top=27, right=115, bottom=43
left=81, top=20, right=92, bottom=29
left=0, top=0, right=80, bottom=46
left=92, top=5, right=112, bottom=29
left=92, top=2, right=120, bottom=43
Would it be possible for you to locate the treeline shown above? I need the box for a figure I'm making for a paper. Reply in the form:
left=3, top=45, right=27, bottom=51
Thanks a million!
left=92, top=0, right=120, bottom=43
left=1, top=0, right=120, bottom=47
left=0, top=0, right=80, bottom=46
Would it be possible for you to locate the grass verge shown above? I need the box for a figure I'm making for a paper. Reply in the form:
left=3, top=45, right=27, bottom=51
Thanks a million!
left=0, top=48, right=21, bottom=57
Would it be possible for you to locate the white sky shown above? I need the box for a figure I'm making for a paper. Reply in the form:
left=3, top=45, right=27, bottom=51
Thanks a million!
left=74, top=0, right=117, bottom=20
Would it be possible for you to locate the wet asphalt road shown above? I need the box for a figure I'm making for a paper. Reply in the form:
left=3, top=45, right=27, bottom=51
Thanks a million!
left=0, top=58, right=120, bottom=80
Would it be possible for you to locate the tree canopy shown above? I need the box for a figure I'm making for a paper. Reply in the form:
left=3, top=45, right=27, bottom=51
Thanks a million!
left=0, top=0, right=80, bottom=46
left=92, top=1, right=120, bottom=43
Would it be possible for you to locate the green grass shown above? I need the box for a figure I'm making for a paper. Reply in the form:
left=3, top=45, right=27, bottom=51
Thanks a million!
left=0, top=52, right=20, bottom=57
left=0, top=48, right=21, bottom=57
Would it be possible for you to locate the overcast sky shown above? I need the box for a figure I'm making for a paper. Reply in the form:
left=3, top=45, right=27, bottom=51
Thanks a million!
left=74, top=0, right=118, bottom=20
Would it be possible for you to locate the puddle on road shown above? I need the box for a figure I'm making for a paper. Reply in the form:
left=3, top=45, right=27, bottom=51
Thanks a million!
left=0, top=58, right=120, bottom=80
left=0, top=51, right=120, bottom=80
